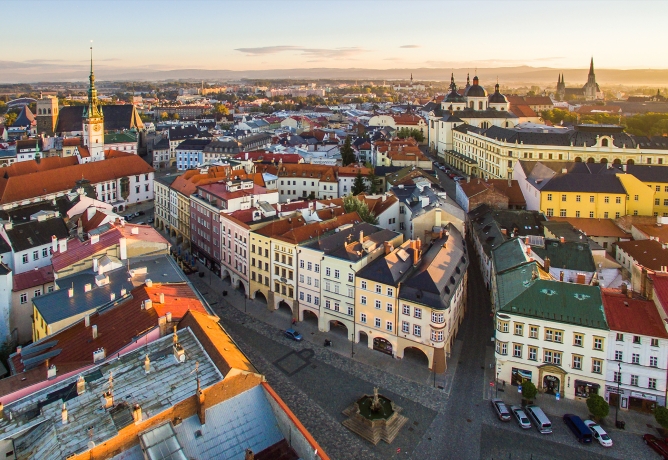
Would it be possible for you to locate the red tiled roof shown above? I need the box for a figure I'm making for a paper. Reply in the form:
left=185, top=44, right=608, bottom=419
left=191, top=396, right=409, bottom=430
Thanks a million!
left=509, top=104, right=538, bottom=118
left=0, top=156, right=153, bottom=205
left=10, top=285, right=160, bottom=374
left=81, top=210, right=108, bottom=232
left=12, top=266, right=54, bottom=291
left=337, top=166, right=371, bottom=177
left=392, top=114, right=425, bottom=125
left=76, top=146, right=90, bottom=158
left=523, top=96, right=553, bottom=106
left=458, top=179, right=526, bottom=207
left=145, top=283, right=208, bottom=320
left=62, top=138, right=81, bottom=147
left=602, top=289, right=668, bottom=338
left=104, top=149, right=134, bottom=159
left=633, top=224, right=668, bottom=244
left=0, top=156, right=78, bottom=178
left=548, top=217, right=629, bottom=238
left=616, top=239, right=668, bottom=271
left=233, top=151, right=303, bottom=164
left=650, top=272, right=668, bottom=316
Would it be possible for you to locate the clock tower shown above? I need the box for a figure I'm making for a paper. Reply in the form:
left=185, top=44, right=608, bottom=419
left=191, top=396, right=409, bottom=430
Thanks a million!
left=82, top=47, right=105, bottom=161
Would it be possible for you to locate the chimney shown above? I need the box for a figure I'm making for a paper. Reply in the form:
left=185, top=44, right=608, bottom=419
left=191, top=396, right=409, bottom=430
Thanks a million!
left=384, top=241, right=392, bottom=255
left=92, top=325, right=98, bottom=339
left=84, top=314, right=90, bottom=327
left=59, top=238, right=67, bottom=253
left=76, top=375, right=86, bottom=395
left=359, top=230, right=364, bottom=244
left=144, top=355, right=151, bottom=374
left=413, top=245, right=419, bottom=266
left=120, top=288, right=126, bottom=297
left=559, top=236, right=565, bottom=243
left=196, top=378, right=206, bottom=425
left=16, top=346, right=21, bottom=355
left=92, top=258, right=98, bottom=273
left=245, top=449, right=255, bottom=460
left=119, top=237, right=127, bottom=260
left=559, top=271, right=564, bottom=282
left=68, top=287, right=74, bottom=298
left=132, top=404, right=142, bottom=423
left=524, top=236, right=530, bottom=244
left=544, top=257, right=550, bottom=272
left=91, top=234, right=100, bottom=245
left=131, top=227, right=139, bottom=235
left=84, top=283, right=92, bottom=293
left=101, top=390, right=113, bottom=409
left=0, top=403, right=4, bottom=420
left=647, top=274, right=655, bottom=301
left=51, top=235, right=58, bottom=253
left=166, top=312, right=172, bottom=322
left=641, top=268, right=648, bottom=298
left=621, top=283, right=628, bottom=295
left=526, top=245, right=531, bottom=256
left=159, top=293, right=165, bottom=304
left=144, top=299, right=153, bottom=310
left=158, top=316, right=168, bottom=336
left=61, top=403, right=68, bottom=425
left=110, top=293, right=116, bottom=302
left=145, top=279, right=153, bottom=288
left=47, top=364, right=57, bottom=379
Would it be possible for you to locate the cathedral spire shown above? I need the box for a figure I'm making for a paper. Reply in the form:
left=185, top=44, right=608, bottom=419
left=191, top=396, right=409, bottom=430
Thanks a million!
left=86, top=45, right=102, bottom=119
left=589, top=57, right=594, bottom=76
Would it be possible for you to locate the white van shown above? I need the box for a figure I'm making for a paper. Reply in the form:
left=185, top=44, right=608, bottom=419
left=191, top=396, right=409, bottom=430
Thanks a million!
left=525, top=405, right=552, bottom=434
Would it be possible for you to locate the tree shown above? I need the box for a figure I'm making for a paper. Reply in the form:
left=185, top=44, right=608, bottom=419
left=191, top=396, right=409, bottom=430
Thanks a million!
left=521, top=380, right=537, bottom=402
left=367, top=168, right=379, bottom=194
left=343, top=195, right=378, bottom=225
left=214, top=103, right=229, bottom=115
left=351, top=171, right=368, bottom=195
left=3, top=111, right=17, bottom=127
left=655, top=405, right=668, bottom=430
left=340, top=136, right=356, bottom=166
left=586, top=394, right=609, bottom=422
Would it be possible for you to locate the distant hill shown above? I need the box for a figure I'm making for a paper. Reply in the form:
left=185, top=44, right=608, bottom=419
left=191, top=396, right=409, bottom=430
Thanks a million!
left=2, top=61, right=668, bottom=86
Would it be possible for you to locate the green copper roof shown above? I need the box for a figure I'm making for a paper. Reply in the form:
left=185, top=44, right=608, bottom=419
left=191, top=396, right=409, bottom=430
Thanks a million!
left=104, top=132, right=137, bottom=144
left=532, top=239, right=596, bottom=272
left=495, top=261, right=539, bottom=309
left=500, top=279, right=608, bottom=330
left=492, top=238, right=528, bottom=274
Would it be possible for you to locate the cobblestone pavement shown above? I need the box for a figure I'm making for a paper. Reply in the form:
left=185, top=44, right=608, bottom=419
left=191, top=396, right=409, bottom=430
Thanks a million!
left=186, top=237, right=656, bottom=460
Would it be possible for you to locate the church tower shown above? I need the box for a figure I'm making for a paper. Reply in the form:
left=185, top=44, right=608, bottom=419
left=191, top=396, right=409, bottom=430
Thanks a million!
left=36, top=96, right=58, bottom=136
left=82, top=46, right=105, bottom=161
left=583, top=57, right=598, bottom=101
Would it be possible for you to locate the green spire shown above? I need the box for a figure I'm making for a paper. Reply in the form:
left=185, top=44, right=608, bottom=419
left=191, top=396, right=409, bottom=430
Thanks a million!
left=85, top=45, right=102, bottom=119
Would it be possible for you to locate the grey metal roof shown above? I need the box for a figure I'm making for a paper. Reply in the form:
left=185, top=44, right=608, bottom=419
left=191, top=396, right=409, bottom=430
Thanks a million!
left=4, top=217, right=69, bottom=252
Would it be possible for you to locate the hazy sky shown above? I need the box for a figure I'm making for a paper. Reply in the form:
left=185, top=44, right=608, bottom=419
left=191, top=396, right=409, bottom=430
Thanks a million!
left=5, top=0, right=668, bottom=73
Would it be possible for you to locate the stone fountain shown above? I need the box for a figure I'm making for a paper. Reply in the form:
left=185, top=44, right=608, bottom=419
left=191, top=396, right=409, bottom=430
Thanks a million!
left=342, top=387, right=408, bottom=445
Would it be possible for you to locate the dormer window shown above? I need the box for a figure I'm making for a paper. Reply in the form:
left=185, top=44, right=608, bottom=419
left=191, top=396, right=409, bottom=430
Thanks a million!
left=601, top=138, right=609, bottom=147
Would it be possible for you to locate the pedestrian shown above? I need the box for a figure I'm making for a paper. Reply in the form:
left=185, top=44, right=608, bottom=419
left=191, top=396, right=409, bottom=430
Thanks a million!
left=292, top=318, right=296, bottom=326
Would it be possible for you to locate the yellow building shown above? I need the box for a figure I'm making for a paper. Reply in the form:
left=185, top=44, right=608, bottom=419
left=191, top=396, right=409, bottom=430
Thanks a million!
left=621, top=165, right=668, bottom=217
left=616, top=173, right=654, bottom=217
left=354, top=225, right=468, bottom=372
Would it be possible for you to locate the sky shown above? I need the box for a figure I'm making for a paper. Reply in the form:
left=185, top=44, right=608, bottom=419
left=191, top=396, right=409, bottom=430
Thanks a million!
left=3, top=0, right=668, bottom=78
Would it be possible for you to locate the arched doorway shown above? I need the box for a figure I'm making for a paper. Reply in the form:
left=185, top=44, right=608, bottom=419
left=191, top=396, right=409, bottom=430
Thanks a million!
left=613, top=158, right=622, bottom=165
left=543, top=375, right=560, bottom=395
left=587, top=157, right=595, bottom=163
left=600, top=158, right=608, bottom=164
left=574, top=157, right=582, bottom=162
left=302, top=310, right=318, bottom=326
left=328, top=320, right=349, bottom=339
left=627, top=159, right=635, bottom=165
left=221, top=269, right=231, bottom=284
left=402, top=347, right=430, bottom=367
left=277, top=300, right=293, bottom=316
left=235, top=279, right=246, bottom=295
left=358, top=331, right=369, bottom=346
left=252, top=290, right=267, bottom=304
left=373, top=337, right=393, bottom=356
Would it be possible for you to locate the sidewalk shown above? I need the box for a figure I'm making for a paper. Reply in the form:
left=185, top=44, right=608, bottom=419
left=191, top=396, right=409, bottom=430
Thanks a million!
left=495, top=380, right=658, bottom=435
left=191, top=265, right=457, bottom=390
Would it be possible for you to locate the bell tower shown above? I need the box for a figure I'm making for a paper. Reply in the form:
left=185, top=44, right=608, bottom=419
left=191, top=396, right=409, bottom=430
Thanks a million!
left=82, top=46, right=105, bottom=161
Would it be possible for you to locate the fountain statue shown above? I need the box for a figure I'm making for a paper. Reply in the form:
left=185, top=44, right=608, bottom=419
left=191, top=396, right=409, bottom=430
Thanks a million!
left=341, top=387, right=408, bottom=445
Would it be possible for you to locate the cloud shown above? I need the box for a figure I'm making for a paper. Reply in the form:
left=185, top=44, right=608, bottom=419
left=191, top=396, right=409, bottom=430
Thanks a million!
left=400, top=45, right=420, bottom=49
left=235, top=46, right=366, bottom=59
left=383, top=57, right=402, bottom=61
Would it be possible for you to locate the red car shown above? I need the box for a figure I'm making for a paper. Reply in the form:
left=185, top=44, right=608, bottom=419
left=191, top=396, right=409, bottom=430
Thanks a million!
left=644, top=434, right=668, bottom=459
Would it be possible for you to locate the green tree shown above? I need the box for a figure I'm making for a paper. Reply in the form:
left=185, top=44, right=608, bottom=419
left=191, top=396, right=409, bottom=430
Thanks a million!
left=351, top=171, right=368, bottom=195
left=521, top=380, right=537, bottom=402
left=214, top=103, right=229, bottom=115
left=3, top=111, right=17, bottom=127
left=160, top=112, right=169, bottom=121
left=655, top=405, right=668, bottom=430
left=343, top=195, right=378, bottom=224
left=0, top=101, right=7, bottom=115
left=367, top=168, right=379, bottom=194
left=340, top=136, right=356, bottom=166
left=586, top=394, right=609, bottom=422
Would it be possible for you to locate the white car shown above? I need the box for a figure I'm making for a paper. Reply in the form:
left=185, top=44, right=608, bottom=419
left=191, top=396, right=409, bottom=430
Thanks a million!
left=510, top=405, right=532, bottom=429
left=584, top=420, right=612, bottom=447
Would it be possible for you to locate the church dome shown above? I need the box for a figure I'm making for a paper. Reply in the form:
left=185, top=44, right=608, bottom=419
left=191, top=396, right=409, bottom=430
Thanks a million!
left=464, top=76, right=487, bottom=98
left=488, top=83, right=507, bottom=103
left=445, top=90, right=465, bottom=103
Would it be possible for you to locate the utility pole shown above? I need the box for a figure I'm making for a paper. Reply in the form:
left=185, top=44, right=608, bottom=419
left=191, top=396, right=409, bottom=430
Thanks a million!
left=615, top=362, right=622, bottom=426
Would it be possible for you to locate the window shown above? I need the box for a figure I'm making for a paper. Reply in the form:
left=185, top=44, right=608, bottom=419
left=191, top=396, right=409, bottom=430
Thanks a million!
left=592, top=358, right=602, bottom=374
left=325, top=300, right=331, bottom=309
left=616, top=196, right=622, bottom=204
left=593, top=337, right=603, bottom=350
left=300, top=260, right=304, bottom=268
left=590, top=196, right=595, bottom=203
left=650, top=356, right=659, bottom=367
left=431, top=312, right=444, bottom=324
left=496, top=341, right=507, bottom=355
left=375, top=284, right=381, bottom=294
left=559, top=209, right=566, bottom=217
left=545, top=329, right=562, bottom=343
left=547, top=193, right=553, bottom=201
left=333, top=284, right=339, bottom=294
left=630, top=375, right=639, bottom=386
left=573, top=355, right=582, bottom=370
left=649, top=378, right=657, bottom=390
left=414, top=308, right=422, bottom=319
left=386, top=287, right=393, bottom=296
left=22, top=254, right=28, bottom=264
left=347, top=287, right=353, bottom=297
left=633, top=335, right=641, bottom=344
left=402, top=321, right=409, bottom=333
left=513, top=344, right=522, bottom=358
left=32, top=250, right=39, bottom=261
left=613, top=371, right=621, bottom=384
left=386, top=321, right=393, bottom=332
left=42, top=248, right=48, bottom=258
left=514, top=323, right=523, bottom=336
left=375, top=317, right=381, bottom=328
left=652, top=338, right=659, bottom=347
left=299, top=291, right=304, bottom=301
left=529, top=325, right=538, bottom=339
left=590, top=211, right=595, bottom=218
left=561, top=194, right=567, bottom=202
left=20, top=293, right=27, bottom=304
left=604, top=196, right=610, bottom=203
left=632, top=353, right=640, bottom=364
left=314, top=296, right=319, bottom=305
left=403, top=305, right=410, bottom=315
left=634, top=194, right=639, bottom=201
left=325, top=281, right=330, bottom=291
left=546, top=208, right=553, bottom=217
left=361, top=280, right=366, bottom=290
left=375, top=300, right=381, bottom=309
left=348, top=273, right=354, bottom=283
left=615, top=350, right=623, bottom=361
left=299, top=274, right=304, bottom=283
left=573, top=333, right=583, bottom=347
left=413, top=325, right=421, bottom=337
left=325, top=267, right=331, bottom=276
left=575, top=211, right=581, bottom=218
left=616, top=333, right=624, bottom=341
left=576, top=195, right=581, bottom=202
left=334, top=269, right=340, bottom=279
left=315, top=264, right=319, bottom=273
left=386, top=303, right=393, bottom=313
left=306, top=294, right=312, bottom=303
left=360, top=313, right=367, bottom=323
left=497, top=320, right=509, bottom=333
left=432, top=330, right=444, bottom=342
left=528, top=346, right=537, bottom=361
left=360, top=295, right=367, bottom=305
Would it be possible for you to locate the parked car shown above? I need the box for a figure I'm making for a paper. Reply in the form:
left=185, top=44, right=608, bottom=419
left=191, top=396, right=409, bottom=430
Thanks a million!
left=510, top=405, right=531, bottom=429
left=563, top=414, right=592, bottom=443
left=136, top=221, right=146, bottom=225
left=133, top=212, right=141, bottom=217
left=284, top=329, right=303, bottom=342
left=584, top=420, right=612, bottom=447
left=138, top=210, right=146, bottom=215
left=525, top=405, right=552, bottom=434
left=148, top=217, right=154, bottom=223
left=125, top=215, right=133, bottom=221
left=490, top=398, right=511, bottom=421
left=644, top=434, right=668, bottom=459
left=453, top=176, right=464, bottom=182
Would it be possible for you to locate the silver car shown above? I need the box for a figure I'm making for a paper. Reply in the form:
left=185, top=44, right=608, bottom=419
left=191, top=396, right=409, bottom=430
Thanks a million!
left=510, top=405, right=532, bottom=429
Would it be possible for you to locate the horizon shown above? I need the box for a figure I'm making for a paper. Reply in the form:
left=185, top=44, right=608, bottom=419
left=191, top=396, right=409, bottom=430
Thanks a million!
left=4, top=0, right=668, bottom=84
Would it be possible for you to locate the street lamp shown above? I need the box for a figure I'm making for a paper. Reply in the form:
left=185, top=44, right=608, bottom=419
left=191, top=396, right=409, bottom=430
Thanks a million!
left=351, top=331, right=354, bottom=359
left=496, top=366, right=501, bottom=398
left=244, top=293, right=247, bottom=313
left=615, top=362, right=622, bottom=426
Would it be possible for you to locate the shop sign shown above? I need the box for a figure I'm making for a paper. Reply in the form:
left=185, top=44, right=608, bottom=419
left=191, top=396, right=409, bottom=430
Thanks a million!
left=631, top=391, right=657, bottom=401
left=606, top=385, right=625, bottom=395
